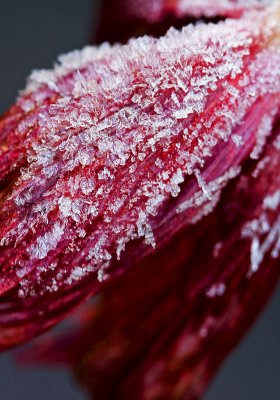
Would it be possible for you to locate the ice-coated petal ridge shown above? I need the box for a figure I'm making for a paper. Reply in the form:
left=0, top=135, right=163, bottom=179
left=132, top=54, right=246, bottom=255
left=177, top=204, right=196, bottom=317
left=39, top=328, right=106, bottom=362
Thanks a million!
left=0, top=6, right=279, bottom=348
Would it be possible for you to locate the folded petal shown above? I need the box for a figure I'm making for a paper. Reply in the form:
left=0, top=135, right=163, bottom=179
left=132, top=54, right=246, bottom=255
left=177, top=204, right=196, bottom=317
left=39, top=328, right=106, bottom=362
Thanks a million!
left=0, top=6, right=279, bottom=349
left=20, top=121, right=280, bottom=399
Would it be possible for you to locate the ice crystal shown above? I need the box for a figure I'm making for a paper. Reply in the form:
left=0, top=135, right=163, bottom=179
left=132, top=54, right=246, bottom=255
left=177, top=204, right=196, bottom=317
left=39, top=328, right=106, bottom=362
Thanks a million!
left=0, top=6, right=279, bottom=353
left=0, top=6, right=278, bottom=301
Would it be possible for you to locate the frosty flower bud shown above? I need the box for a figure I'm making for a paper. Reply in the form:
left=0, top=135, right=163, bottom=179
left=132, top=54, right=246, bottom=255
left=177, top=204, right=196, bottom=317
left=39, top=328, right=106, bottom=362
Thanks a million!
left=0, top=4, right=279, bottom=360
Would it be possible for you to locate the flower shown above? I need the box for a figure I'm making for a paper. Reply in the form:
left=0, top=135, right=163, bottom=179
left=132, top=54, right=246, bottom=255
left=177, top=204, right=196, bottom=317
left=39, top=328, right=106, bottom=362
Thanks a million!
left=0, top=2, right=280, bottom=399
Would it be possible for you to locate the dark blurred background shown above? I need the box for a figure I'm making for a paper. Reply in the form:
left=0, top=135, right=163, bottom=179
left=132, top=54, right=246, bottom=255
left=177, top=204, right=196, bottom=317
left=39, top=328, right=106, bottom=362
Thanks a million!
left=0, top=1, right=280, bottom=399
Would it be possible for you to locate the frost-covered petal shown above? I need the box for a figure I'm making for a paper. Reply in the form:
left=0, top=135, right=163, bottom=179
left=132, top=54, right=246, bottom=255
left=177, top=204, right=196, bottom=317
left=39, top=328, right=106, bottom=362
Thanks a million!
left=19, top=122, right=280, bottom=399
left=0, top=6, right=280, bottom=349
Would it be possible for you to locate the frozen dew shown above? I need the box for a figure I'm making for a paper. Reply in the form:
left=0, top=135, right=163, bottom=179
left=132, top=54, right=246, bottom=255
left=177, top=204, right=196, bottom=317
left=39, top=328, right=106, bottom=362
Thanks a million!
left=242, top=201, right=280, bottom=275
left=206, top=283, right=226, bottom=298
left=0, top=6, right=279, bottom=297
left=28, top=223, right=64, bottom=261
left=250, top=109, right=278, bottom=160
left=263, top=190, right=280, bottom=211
left=177, top=167, right=241, bottom=214
left=232, top=134, right=244, bottom=147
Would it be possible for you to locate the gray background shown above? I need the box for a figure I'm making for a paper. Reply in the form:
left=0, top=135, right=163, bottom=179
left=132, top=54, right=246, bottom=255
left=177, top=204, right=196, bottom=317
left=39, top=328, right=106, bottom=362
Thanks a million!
left=0, top=1, right=279, bottom=399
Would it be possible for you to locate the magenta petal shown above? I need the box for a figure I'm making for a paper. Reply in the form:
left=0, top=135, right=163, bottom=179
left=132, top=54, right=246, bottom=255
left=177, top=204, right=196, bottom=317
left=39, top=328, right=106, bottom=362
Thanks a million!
left=20, top=123, right=280, bottom=399
left=0, top=7, right=280, bottom=351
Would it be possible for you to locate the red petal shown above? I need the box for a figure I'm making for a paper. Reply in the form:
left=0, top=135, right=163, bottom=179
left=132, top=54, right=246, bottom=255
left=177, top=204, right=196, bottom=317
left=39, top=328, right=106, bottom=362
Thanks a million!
left=95, top=0, right=273, bottom=43
left=0, top=7, right=279, bottom=349
left=20, top=122, right=280, bottom=399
